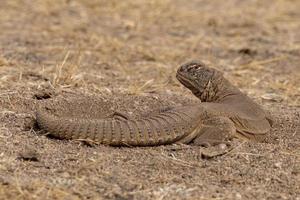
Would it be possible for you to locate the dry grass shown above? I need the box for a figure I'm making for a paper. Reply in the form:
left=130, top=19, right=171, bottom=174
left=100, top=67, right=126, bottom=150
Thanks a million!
left=0, top=0, right=299, bottom=199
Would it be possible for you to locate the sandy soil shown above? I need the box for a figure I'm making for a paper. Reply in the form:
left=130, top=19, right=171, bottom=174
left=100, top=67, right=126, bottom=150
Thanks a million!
left=0, top=0, right=299, bottom=199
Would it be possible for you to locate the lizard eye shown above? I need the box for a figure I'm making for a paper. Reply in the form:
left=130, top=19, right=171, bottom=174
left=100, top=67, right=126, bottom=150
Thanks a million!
left=193, top=65, right=202, bottom=70
left=186, top=64, right=198, bottom=72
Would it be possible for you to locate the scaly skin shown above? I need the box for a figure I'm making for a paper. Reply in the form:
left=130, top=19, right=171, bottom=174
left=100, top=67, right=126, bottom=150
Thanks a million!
left=36, top=60, right=273, bottom=146
left=36, top=105, right=218, bottom=146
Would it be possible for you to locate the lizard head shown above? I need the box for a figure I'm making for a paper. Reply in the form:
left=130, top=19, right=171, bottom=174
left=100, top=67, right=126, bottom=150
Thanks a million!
left=176, top=60, right=220, bottom=102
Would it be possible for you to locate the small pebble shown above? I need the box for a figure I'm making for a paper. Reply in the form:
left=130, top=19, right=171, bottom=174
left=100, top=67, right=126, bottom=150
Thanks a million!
left=274, top=162, right=282, bottom=168
left=235, top=193, right=242, bottom=199
left=218, top=143, right=227, bottom=150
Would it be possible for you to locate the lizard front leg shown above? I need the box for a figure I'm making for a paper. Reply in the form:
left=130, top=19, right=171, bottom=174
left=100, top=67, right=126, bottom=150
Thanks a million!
left=191, top=116, right=236, bottom=146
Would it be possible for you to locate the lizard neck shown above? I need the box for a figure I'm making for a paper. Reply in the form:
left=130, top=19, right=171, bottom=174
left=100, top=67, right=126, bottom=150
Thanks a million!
left=216, top=79, right=242, bottom=103
left=201, top=75, right=243, bottom=103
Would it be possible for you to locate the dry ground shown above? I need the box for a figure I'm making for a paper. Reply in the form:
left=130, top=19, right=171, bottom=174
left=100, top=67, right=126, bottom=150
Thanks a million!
left=0, top=0, right=299, bottom=199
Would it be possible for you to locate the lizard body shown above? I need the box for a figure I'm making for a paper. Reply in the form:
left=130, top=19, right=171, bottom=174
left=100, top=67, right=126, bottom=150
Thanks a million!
left=36, top=61, right=272, bottom=146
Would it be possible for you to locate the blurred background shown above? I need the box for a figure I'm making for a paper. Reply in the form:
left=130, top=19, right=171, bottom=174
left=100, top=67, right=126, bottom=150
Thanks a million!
left=0, top=0, right=299, bottom=105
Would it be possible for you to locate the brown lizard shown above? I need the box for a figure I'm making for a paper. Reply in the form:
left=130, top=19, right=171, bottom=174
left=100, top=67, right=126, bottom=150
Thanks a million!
left=36, top=61, right=272, bottom=146
left=176, top=60, right=273, bottom=144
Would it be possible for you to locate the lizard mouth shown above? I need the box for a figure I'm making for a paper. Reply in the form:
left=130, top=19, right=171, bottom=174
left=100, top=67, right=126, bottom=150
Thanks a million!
left=176, top=72, right=195, bottom=88
left=176, top=72, right=203, bottom=96
left=176, top=72, right=211, bottom=96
